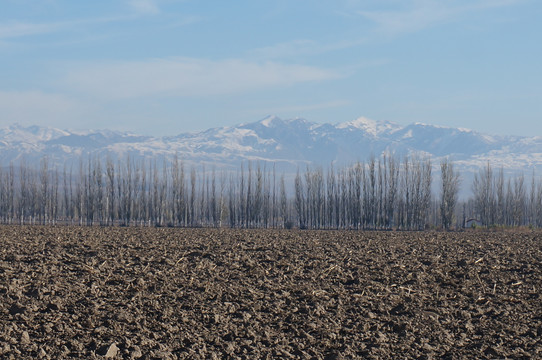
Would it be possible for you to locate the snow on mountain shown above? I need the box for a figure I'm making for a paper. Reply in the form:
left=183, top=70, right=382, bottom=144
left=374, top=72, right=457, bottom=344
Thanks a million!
left=0, top=124, right=69, bottom=146
left=1, top=117, right=542, bottom=177
left=336, top=117, right=401, bottom=137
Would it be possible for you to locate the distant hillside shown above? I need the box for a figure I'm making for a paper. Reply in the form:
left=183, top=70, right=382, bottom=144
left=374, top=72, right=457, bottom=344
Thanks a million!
left=2, top=117, right=542, bottom=178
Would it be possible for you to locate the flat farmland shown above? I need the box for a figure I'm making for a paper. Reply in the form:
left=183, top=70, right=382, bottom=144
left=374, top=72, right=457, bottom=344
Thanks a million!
left=1, top=226, right=541, bottom=359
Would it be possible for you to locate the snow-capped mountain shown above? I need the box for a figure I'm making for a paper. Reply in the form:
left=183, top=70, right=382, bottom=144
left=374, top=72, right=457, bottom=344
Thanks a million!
left=1, top=117, right=542, bottom=177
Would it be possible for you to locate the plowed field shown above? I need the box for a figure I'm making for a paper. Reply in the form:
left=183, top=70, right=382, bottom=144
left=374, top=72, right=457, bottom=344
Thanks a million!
left=1, top=226, right=541, bottom=359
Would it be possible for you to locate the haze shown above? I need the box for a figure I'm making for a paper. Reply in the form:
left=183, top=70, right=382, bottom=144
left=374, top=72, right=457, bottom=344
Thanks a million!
left=1, top=0, right=540, bottom=136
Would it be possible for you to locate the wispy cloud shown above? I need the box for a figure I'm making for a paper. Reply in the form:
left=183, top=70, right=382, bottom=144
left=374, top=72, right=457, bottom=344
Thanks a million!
left=0, top=15, right=135, bottom=40
left=0, top=2, right=170, bottom=41
left=250, top=38, right=368, bottom=60
left=64, top=57, right=341, bottom=99
left=0, top=21, right=63, bottom=39
left=127, top=0, right=161, bottom=14
left=358, top=0, right=525, bottom=36
left=256, top=100, right=351, bottom=115
left=0, top=90, right=80, bottom=127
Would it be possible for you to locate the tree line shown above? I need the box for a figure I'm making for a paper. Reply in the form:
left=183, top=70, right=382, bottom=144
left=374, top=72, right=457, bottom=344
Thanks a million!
left=0, top=154, right=540, bottom=230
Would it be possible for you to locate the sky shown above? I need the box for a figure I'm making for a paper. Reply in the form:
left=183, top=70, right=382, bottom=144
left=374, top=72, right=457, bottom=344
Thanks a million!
left=0, top=0, right=541, bottom=136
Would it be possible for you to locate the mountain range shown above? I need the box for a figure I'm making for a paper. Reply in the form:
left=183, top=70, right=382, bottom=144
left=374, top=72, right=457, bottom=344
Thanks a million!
left=1, top=116, right=542, bottom=178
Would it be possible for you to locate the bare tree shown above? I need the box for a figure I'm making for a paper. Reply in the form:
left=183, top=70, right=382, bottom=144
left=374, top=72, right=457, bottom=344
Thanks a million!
left=440, top=158, right=460, bottom=230
left=189, top=166, right=196, bottom=227
left=385, top=154, right=399, bottom=229
left=472, top=162, right=495, bottom=227
left=38, top=157, right=49, bottom=224
left=279, top=174, right=289, bottom=228
left=294, top=169, right=306, bottom=229
left=10, top=150, right=542, bottom=230
left=501, top=177, right=510, bottom=226
left=50, top=167, right=59, bottom=225
left=512, top=174, right=526, bottom=226
left=104, top=157, right=114, bottom=225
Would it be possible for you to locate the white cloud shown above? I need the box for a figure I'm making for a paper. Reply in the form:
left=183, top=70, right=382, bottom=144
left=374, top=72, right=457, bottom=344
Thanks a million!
left=64, top=57, right=341, bottom=99
left=128, top=0, right=160, bottom=14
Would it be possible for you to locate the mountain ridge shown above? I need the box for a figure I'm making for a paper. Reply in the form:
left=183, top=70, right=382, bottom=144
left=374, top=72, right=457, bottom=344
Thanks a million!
left=1, top=117, right=541, bottom=177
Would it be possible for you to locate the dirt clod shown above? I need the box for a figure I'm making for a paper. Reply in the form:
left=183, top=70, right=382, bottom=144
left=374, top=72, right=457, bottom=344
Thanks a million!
left=104, top=342, right=119, bottom=358
left=20, top=331, right=30, bottom=345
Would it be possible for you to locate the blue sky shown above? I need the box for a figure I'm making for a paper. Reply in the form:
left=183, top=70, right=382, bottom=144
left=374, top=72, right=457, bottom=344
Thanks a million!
left=1, top=0, right=540, bottom=136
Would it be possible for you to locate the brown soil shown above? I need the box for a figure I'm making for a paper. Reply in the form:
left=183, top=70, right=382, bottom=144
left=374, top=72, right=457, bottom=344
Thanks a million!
left=1, top=226, right=541, bottom=359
